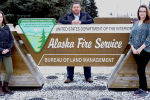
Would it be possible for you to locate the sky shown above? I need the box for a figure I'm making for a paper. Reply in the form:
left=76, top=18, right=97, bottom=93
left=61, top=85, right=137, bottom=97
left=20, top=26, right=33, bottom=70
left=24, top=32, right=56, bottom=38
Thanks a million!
left=95, top=0, right=150, bottom=17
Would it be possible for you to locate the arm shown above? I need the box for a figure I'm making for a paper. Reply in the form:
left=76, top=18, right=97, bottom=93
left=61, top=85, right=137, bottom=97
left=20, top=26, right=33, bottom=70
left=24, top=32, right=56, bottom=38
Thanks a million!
left=131, top=45, right=138, bottom=54
left=81, top=13, right=94, bottom=24
left=129, top=24, right=134, bottom=50
left=129, top=22, right=138, bottom=54
left=0, top=48, right=4, bottom=54
left=129, top=35, right=133, bottom=46
left=59, top=13, right=72, bottom=24
left=6, top=29, right=14, bottom=52
left=136, top=44, right=146, bottom=54
left=137, top=24, right=150, bottom=54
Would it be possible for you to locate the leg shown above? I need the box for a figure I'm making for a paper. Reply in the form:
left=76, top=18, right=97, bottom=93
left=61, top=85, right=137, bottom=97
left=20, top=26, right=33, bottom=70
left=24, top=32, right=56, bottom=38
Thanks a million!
left=83, top=66, right=91, bottom=80
left=64, top=66, right=75, bottom=83
left=0, top=61, right=1, bottom=82
left=83, top=66, right=93, bottom=82
left=2, top=56, right=14, bottom=94
left=133, top=50, right=150, bottom=91
left=0, top=61, right=4, bottom=95
left=67, top=66, right=74, bottom=81
left=2, top=56, right=13, bottom=82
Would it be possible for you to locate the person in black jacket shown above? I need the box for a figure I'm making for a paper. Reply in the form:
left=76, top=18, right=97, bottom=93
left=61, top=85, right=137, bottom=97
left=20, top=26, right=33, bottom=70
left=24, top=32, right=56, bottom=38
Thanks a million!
left=59, top=3, right=93, bottom=24
left=59, top=2, right=93, bottom=83
left=0, top=11, right=14, bottom=95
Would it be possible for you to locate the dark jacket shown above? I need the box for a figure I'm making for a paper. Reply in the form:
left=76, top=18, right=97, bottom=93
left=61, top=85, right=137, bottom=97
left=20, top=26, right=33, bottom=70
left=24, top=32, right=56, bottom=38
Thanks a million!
left=59, top=12, right=94, bottom=24
left=0, top=25, right=14, bottom=61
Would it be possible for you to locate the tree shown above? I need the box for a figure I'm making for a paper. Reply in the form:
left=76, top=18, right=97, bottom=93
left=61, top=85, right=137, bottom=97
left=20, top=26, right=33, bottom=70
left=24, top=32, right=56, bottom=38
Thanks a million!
left=81, top=0, right=88, bottom=12
left=38, top=28, right=46, bottom=49
left=55, top=0, right=73, bottom=20
left=0, top=0, right=73, bottom=24
left=0, top=0, right=35, bottom=24
left=0, top=0, right=98, bottom=24
left=88, top=0, right=98, bottom=18
left=82, top=0, right=98, bottom=19
left=72, top=0, right=83, bottom=4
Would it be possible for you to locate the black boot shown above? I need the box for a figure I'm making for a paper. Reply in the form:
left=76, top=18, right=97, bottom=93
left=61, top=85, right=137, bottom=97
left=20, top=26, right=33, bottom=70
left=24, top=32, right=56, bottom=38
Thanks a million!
left=3, top=81, right=14, bottom=94
left=0, top=81, right=4, bottom=96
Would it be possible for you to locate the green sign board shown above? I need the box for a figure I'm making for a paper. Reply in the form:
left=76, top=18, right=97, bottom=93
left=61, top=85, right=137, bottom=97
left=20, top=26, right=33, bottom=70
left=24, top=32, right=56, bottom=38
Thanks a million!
left=18, top=18, right=56, bottom=53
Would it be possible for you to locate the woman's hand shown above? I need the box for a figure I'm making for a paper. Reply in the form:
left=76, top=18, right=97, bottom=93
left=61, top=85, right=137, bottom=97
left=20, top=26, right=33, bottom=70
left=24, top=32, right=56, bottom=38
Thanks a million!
left=131, top=45, right=138, bottom=54
left=137, top=44, right=146, bottom=54
left=132, top=48, right=138, bottom=54
left=2, top=49, right=9, bottom=54
left=137, top=48, right=143, bottom=54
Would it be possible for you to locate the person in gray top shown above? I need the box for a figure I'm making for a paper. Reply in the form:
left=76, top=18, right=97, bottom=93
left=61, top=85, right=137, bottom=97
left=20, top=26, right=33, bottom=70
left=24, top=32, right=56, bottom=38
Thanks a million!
left=130, top=5, right=150, bottom=98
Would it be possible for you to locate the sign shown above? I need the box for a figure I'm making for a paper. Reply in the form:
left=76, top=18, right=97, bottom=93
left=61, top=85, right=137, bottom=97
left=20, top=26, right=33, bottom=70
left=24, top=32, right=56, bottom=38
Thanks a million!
left=18, top=19, right=56, bottom=53
left=16, top=23, right=133, bottom=66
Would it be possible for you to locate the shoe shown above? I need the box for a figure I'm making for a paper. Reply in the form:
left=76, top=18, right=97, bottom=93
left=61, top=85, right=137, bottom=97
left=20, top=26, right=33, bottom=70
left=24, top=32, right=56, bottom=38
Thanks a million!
left=132, top=88, right=143, bottom=96
left=0, top=81, right=4, bottom=96
left=138, top=90, right=149, bottom=98
left=3, top=81, right=14, bottom=94
left=86, top=78, right=93, bottom=83
left=64, top=79, right=72, bottom=83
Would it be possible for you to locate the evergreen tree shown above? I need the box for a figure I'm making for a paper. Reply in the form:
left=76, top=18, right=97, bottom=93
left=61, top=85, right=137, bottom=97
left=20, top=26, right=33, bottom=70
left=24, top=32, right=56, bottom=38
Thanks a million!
left=0, top=0, right=73, bottom=24
left=81, top=0, right=88, bottom=12
left=56, top=0, right=73, bottom=21
left=88, top=0, right=98, bottom=18
left=72, top=0, right=83, bottom=4
left=38, top=28, right=46, bottom=49
left=0, top=0, right=34, bottom=24
left=0, top=0, right=98, bottom=24
left=81, top=0, right=98, bottom=19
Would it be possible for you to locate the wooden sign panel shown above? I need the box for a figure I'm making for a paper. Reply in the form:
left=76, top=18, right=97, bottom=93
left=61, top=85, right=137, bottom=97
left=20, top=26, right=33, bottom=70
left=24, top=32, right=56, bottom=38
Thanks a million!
left=94, top=17, right=131, bottom=24
left=16, top=24, right=132, bottom=66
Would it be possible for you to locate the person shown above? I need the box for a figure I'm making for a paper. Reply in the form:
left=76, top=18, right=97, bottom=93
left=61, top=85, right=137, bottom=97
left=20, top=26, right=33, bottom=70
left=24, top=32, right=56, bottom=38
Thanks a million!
left=0, top=11, right=14, bottom=95
left=59, top=2, right=94, bottom=83
left=130, top=5, right=150, bottom=98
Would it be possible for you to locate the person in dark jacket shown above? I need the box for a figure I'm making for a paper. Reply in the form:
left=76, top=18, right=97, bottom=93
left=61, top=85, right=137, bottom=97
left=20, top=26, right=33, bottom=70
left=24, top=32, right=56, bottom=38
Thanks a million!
left=59, top=2, right=93, bottom=83
left=0, top=11, right=14, bottom=95
left=59, top=3, right=93, bottom=25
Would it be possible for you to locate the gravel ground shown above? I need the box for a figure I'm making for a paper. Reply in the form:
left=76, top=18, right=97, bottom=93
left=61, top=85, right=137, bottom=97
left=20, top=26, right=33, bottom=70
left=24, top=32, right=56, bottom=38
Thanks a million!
left=0, top=66, right=150, bottom=100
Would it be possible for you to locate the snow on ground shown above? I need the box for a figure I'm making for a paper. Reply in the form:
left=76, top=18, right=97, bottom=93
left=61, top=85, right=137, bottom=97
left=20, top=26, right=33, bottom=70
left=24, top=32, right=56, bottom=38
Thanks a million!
left=0, top=66, right=149, bottom=100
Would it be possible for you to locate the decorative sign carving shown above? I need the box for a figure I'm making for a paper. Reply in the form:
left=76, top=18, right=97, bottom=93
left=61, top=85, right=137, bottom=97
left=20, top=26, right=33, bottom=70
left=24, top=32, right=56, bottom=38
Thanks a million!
left=18, top=19, right=56, bottom=53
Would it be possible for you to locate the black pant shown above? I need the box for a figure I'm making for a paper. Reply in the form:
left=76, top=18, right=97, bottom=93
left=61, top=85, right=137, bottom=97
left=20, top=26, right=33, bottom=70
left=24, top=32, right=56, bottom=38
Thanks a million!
left=133, top=50, right=150, bottom=91
left=67, top=66, right=91, bottom=81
